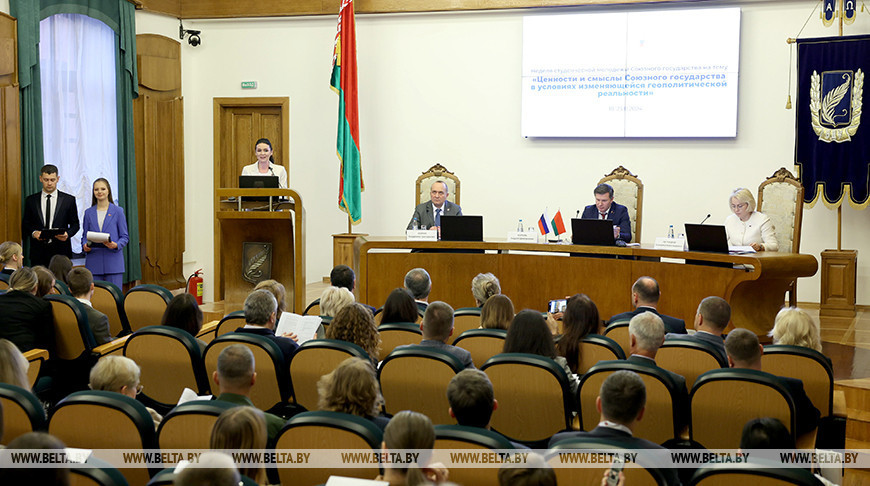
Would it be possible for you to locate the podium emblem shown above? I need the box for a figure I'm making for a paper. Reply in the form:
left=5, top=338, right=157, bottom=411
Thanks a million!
left=242, top=242, right=272, bottom=284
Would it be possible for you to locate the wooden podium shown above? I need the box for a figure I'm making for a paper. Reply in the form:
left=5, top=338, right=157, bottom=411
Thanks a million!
left=214, top=188, right=306, bottom=314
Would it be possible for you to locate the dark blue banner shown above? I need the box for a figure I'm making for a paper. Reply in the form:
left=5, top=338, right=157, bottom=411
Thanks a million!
left=795, top=35, right=870, bottom=207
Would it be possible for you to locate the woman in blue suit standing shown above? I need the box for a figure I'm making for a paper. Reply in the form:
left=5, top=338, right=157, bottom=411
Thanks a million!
left=82, top=178, right=129, bottom=287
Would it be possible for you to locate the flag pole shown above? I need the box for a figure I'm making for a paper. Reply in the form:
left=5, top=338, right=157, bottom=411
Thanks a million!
left=837, top=1, right=843, bottom=251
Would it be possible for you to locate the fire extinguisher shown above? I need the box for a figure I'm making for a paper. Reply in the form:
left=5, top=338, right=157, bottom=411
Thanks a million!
left=187, top=269, right=204, bottom=305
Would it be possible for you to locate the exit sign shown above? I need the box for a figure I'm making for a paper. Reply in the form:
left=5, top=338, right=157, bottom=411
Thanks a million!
left=241, top=81, right=258, bottom=89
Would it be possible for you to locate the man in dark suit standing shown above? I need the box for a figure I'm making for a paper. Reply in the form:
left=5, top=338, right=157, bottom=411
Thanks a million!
left=608, top=276, right=687, bottom=334
left=548, top=370, right=682, bottom=485
left=406, top=180, right=462, bottom=231
left=580, top=183, right=631, bottom=243
left=666, top=296, right=729, bottom=361
left=22, top=164, right=80, bottom=267
left=725, top=328, right=820, bottom=436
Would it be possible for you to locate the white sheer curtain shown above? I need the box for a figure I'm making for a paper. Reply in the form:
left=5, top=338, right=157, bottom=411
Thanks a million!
left=40, top=13, right=118, bottom=254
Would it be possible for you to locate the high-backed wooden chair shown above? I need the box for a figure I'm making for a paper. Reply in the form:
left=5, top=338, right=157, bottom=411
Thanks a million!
left=0, top=383, right=47, bottom=444
left=577, top=334, right=625, bottom=374
left=204, top=333, right=291, bottom=411
left=757, top=167, right=804, bottom=305
left=690, top=369, right=795, bottom=450
left=453, top=307, right=482, bottom=336
left=603, top=321, right=631, bottom=356
left=377, top=322, right=422, bottom=357
left=416, top=163, right=460, bottom=206
left=123, top=284, right=173, bottom=332
left=69, top=456, right=131, bottom=486
left=93, top=280, right=131, bottom=337
left=378, top=346, right=464, bottom=425
left=599, top=165, right=644, bottom=243
left=274, top=411, right=383, bottom=486
left=215, top=310, right=246, bottom=338
left=453, top=328, right=507, bottom=368
left=548, top=437, right=668, bottom=486
left=123, top=326, right=209, bottom=409
left=481, top=353, right=573, bottom=446
left=689, top=461, right=824, bottom=486
left=579, top=361, right=683, bottom=445
left=49, top=390, right=159, bottom=485
left=433, top=425, right=513, bottom=486
left=289, top=339, right=370, bottom=411
left=156, top=400, right=237, bottom=450
left=657, top=338, right=727, bottom=389
left=24, top=348, right=49, bottom=388
left=762, top=344, right=833, bottom=417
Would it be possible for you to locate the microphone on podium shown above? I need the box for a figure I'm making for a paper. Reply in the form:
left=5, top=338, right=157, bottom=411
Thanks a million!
left=575, top=210, right=580, bottom=218
left=699, top=214, right=711, bottom=224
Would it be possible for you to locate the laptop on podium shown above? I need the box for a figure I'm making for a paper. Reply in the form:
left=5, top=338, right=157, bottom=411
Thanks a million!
left=440, top=215, right=483, bottom=242
left=684, top=223, right=729, bottom=253
left=571, top=218, right=617, bottom=246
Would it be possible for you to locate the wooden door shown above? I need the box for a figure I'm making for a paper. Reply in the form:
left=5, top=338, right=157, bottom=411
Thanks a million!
left=214, top=100, right=287, bottom=190
left=0, top=13, right=20, bottom=243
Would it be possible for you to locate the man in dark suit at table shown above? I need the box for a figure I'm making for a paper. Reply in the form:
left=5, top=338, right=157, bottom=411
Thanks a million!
left=666, top=296, right=729, bottom=361
left=580, top=183, right=631, bottom=243
left=608, top=276, right=687, bottom=334
left=725, top=328, right=820, bottom=436
left=406, top=180, right=462, bottom=231
left=22, top=164, right=80, bottom=267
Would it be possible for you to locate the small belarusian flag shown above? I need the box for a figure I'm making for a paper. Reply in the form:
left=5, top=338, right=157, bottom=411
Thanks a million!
left=551, top=209, right=566, bottom=236
left=538, top=210, right=551, bottom=235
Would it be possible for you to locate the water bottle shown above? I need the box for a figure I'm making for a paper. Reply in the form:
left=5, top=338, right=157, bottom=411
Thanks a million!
left=517, top=219, right=524, bottom=232
left=412, top=217, right=419, bottom=230
left=667, top=225, right=675, bottom=238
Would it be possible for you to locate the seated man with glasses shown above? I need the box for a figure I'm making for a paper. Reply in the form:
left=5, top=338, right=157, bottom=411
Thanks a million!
left=724, top=187, right=778, bottom=252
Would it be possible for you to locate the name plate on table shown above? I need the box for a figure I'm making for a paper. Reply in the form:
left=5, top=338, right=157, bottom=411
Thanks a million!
left=406, top=230, right=437, bottom=241
left=654, top=237, right=687, bottom=251
left=507, top=231, right=539, bottom=243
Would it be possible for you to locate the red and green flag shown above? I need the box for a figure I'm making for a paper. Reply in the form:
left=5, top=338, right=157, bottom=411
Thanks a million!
left=331, top=0, right=363, bottom=224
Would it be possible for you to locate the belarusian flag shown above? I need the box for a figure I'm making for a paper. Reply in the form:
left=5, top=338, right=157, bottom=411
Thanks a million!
left=331, top=0, right=363, bottom=224
left=551, top=209, right=566, bottom=235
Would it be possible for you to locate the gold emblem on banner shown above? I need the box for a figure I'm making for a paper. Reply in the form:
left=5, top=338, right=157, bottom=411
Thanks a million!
left=810, top=69, right=863, bottom=143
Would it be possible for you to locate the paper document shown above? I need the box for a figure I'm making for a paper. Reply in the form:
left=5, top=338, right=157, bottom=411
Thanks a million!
left=86, top=231, right=111, bottom=243
left=177, top=387, right=212, bottom=405
left=728, top=245, right=756, bottom=254
left=276, top=312, right=322, bottom=344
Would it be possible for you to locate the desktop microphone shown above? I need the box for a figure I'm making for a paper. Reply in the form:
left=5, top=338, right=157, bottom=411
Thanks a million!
left=700, top=214, right=711, bottom=225
left=575, top=210, right=580, bottom=218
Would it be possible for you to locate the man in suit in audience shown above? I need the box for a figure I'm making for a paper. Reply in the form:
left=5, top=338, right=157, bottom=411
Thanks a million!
left=234, top=289, right=298, bottom=364
left=404, top=267, right=432, bottom=311
left=67, top=267, right=112, bottom=345
left=549, top=370, right=681, bottom=486
left=22, top=164, right=80, bottom=267
left=724, top=328, right=820, bottom=436
left=212, top=344, right=287, bottom=440
left=607, top=276, right=687, bottom=334
left=395, top=301, right=475, bottom=369
left=446, top=369, right=529, bottom=449
left=407, top=180, right=462, bottom=231
left=580, top=183, right=631, bottom=243
left=330, top=264, right=375, bottom=313
left=666, top=296, right=729, bottom=361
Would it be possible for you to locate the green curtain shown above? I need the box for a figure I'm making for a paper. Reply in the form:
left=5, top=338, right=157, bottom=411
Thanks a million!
left=10, top=0, right=141, bottom=282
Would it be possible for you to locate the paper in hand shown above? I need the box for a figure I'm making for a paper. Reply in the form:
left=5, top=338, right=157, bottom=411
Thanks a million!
left=86, top=231, right=112, bottom=243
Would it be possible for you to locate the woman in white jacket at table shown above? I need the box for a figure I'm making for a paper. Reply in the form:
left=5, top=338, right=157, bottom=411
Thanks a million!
left=724, top=187, right=778, bottom=252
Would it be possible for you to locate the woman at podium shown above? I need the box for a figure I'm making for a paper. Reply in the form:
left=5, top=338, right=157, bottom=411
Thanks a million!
left=241, top=138, right=288, bottom=189
left=724, top=187, right=778, bottom=252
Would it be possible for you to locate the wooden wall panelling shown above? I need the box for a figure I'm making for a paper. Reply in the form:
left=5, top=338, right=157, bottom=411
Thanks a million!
left=0, top=13, right=20, bottom=243
left=134, top=34, right=185, bottom=288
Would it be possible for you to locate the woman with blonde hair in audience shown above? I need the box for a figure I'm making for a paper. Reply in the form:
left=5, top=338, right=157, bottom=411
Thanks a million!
left=0, top=241, right=23, bottom=276
left=0, top=267, right=54, bottom=353
left=318, top=357, right=389, bottom=430
left=479, top=294, right=514, bottom=330
left=320, top=285, right=355, bottom=317
left=48, top=255, right=73, bottom=286
left=471, top=272, right=501, bottom=307
left=89, top=355, right=162, bottom=429
left=0, top=338, right=30, bottom=389
left=32, top=265, right=58, bottom=297
left=327, top=303, right=381, bottom=362
left=210, top=406, right=268, bottom=485
left=555, top=294, right=600, bottom=374
left=376, top=411, right=448, bottom=486
left=770, top=307, right=823, bottom=353
left=380, top=288, right=419, bottom=324
left=255, top=279, right=287, bottom=320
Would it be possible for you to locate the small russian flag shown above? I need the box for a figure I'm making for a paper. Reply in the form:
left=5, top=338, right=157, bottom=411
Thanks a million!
left=538, top=211, right=551, bottom=235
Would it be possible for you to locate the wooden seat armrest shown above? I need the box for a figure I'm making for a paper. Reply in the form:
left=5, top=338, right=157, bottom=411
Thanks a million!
left=198, top=320, right=219, bottom=338
left=94, top=335, right=131, bottom=356
left=23, top=348, right=50, bottom=361
left=796, top=427, right=818, bottom=450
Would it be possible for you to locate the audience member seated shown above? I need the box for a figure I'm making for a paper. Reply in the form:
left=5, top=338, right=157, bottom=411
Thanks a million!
left=497, top=453, right=556, bottom=486
left=212, top=344, right=286, bottom=440
left=739, top=417, right=836, bottom=486
left=174, top=451, right=241, bottom=486
left=162, top=293, right=205, bottom=349
left=331, top=264, right=376, bottom=312
left=504, top=310, right=578, bottom=393
left=210, top=406, right=268, bottom=484
left=318, top=356, right=389, bottom=430
left=254, top=279, right=287, bottom=319
left=725, top=328, right=820, bottom=435
left=89, top=355, right=163, bottom=429
left=67, top=267, right=112, bottom=345
left=471, top=272, right=501, bottom=307
left=0, top=432, right=71, bottom=485
left=404, top=268, right=432, bottom=310
left=234, top=289, right=298, bottom=364
left=480, top=294, right=514, bottom=331
left=447, top=369, right=528, bottom=448
left=770, top=307, right=823, bottom=353
left=0, top=241, right=24, bottom=276
left=48, top=255, right=73, bottom=286
left=396, top=301, right=473, bottom=369
left=320, top=285, right=355, bottom=317
left=0, top=268, right=54, bottom=353
left=380, top=288, right=419, bottom=324
left=666, top=296, right=729, bottom=360
left=548, top=370, right=681, bottom=486
left=375, top=410, right=448, bottom=486
left=32, top=265, right=58, bottom=297
left=553, top=294, right=599, bottom=374
left=327, top=302, right=382, bottom=363
left=0, top=338, right=30, bottom=389
left=607, top=276, right=687, bottom=334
